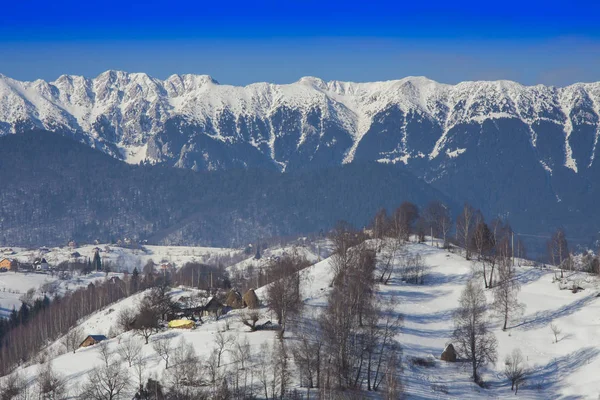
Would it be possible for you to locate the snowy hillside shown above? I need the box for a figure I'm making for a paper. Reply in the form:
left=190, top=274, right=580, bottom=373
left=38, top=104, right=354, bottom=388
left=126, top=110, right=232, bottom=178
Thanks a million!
left=4, top=239, right=600, bottom=398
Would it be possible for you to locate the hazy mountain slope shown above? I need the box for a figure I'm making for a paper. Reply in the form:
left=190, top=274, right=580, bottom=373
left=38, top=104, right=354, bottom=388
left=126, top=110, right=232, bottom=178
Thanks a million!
left=0, top=130, right=451, bottom=247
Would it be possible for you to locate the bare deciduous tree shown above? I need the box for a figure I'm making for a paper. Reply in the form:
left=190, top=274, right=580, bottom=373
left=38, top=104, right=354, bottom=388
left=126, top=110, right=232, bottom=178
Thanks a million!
left=115, top=307, right=136, bottom=333
left=152, top=335, right=174, bottom=369
left=0, top=371, right=28, bottom=400
left=214, top=330, right=234, bottom=368
left=117, top=338, right=143, bottom=368
left=238, top=310, right=260, bottom=332
left=401, top=254, right=427, bottom=285
left=36, top=362, right=68, bottom=400
left=492, top=257, right=524, bottom=330
left=378, top=237, right=403, bottom=284
left=547, top=228, right=569, bottom=278
left=167, top=337, right=201, bottom=394
left=266, top=254, right=305, bottom=338
left=133, top=302, right=159, bottom=345
left=504, top=349, right=527, bottom=394
left=456, top=203, right=476, bottom=260
left=393, top=202, right=419, bottom=242
left=97, top=340, right=113, bottom=368
left=231, top=336, right=252, bottom=370
left=329, top=221, right=363, bottom=286
left=291, top=326, right=323, bottom=390
left=550, top=323, right=562, bottom=343
left=80, top=353, right=130, bottom=400
left=452, top=280, right=498, bottom=383
left=384, top=347, right=402, bottom=400
left=62, top=326, right=84, bottom=354
left=424, top=200, right=452, bottom=248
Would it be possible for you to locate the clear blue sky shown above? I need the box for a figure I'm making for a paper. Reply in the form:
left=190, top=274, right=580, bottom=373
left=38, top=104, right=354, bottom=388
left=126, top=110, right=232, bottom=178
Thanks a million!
left=1, top=0, right=599, bottom=86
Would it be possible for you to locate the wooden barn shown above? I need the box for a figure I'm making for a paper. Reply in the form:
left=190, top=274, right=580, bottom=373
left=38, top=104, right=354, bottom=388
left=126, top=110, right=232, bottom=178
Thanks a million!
left=202, top=297, right=225, bottom=318
left=79, top=335, right=108, bottom=348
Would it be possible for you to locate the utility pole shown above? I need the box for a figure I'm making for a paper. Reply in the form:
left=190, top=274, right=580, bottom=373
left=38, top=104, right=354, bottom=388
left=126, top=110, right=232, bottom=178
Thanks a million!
left=512, top=231, right=515, bottom=266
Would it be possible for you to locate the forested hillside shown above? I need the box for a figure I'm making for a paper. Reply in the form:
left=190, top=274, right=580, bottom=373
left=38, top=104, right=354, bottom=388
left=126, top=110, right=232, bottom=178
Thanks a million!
left=0, top=130, right=451, bottom=247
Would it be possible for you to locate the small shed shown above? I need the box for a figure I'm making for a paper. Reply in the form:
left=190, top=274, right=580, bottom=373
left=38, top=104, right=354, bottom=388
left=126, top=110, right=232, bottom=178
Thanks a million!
left=80, top=335, right=108, bottom=348
left=243, top=289, right=260, bottom=309
left=225, top=290, right=243, bottom=309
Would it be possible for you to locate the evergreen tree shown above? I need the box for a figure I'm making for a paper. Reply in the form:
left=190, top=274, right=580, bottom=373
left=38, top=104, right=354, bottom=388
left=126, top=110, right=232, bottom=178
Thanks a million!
left=92, top=251, right=102, bottom=272
left=18, top=303, right=29, bottom=325
left=85, top=257, right=92, bottom=274
left=9, top=307, right=18, bottom=328
left=255, top=244, right=261, bottom=260
left=131, top=267, right=140, bottom=293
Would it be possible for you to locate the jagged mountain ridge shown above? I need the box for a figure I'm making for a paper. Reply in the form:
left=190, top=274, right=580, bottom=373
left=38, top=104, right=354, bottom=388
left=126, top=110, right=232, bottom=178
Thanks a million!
left=1, top=71, right=599, bottom=175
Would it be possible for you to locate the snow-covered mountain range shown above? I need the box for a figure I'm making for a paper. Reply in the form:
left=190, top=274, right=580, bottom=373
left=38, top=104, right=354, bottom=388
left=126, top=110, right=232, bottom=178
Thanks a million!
left=2, top=71, right=599, bottom=175
left=2, top=71, right=600, bottom=251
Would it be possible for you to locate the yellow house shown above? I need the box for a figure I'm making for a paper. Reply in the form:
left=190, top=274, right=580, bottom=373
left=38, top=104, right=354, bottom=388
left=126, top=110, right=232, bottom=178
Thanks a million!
left=0, top=258, right=16, bottom=271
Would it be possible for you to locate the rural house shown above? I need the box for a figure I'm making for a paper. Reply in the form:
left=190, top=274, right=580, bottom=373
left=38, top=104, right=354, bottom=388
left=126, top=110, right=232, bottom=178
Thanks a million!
left=79, top=335, right=108, bottom=348
left=34, top=258, right=49, bottom=271
left=0, top=258, right=17, bottom=271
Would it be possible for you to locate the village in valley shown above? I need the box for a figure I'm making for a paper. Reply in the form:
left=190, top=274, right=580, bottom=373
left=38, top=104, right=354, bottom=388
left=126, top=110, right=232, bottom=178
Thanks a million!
left=0, top=206, right=599, bottom=399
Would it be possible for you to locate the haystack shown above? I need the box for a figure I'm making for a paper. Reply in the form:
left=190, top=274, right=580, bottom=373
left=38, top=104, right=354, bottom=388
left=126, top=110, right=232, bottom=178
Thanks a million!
left=440, top=343, right=457, bottom=362
left=242, top=288, right=260, bottom=309
left=168, top=319, right=195, bottom=329
left=225, top=290, right=244, bottom=309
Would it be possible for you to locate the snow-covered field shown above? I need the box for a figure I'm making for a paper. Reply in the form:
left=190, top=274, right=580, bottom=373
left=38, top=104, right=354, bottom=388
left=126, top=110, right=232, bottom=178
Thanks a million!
left=1, top=243, right=239, bottom=272
left=0, top=241, right=328, bottom=318
left=4, top=239, right=600, bottom=398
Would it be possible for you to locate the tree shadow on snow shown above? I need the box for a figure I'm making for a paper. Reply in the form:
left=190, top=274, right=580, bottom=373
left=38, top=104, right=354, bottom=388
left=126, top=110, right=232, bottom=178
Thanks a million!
left=516, top=267, right=551, bottom=286
left=402, top=308, right=456, bottom=325
left=526, top=347, right=600, bottom=396
left=426, top=272, right=470, bottom=286
left=400, top=325, right=454, bottom=339
left=513, top=295, right=598, bottom=331
left=380, top=288, right=452, bottom=303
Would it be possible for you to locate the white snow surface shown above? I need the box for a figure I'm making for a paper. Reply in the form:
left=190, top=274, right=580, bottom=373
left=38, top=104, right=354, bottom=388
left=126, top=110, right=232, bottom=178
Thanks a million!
left=4, top=239, right=600, bottom=398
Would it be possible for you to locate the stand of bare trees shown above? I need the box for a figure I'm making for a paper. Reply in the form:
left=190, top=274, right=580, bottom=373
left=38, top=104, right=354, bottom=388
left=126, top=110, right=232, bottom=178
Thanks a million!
left=318, top=240, right=403, bottom=395
left=80, top=342, right=131, bottom=400
left=424, top=200, right=452, bottom=248
left=265, top=253, right=307, bottom=338
left=0, top=275, right=143, bottom=375
left=400, top=253, right=427, bottom=285
left=547, top=228, right=570, bottom=278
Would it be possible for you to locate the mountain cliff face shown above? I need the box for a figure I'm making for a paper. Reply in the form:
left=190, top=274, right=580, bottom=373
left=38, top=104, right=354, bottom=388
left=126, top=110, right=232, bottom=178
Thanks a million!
left=1, top=72, right=599, bottom=248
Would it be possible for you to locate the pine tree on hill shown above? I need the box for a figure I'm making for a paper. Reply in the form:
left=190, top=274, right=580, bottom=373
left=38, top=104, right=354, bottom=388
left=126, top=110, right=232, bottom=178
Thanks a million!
left=92, top=251, right=102, bottom=272
left=131, top=267, right=140, bottom=293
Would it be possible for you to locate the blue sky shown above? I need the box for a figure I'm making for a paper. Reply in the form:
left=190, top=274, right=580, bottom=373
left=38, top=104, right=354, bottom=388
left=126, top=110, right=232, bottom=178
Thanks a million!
left=1, top=0, right=599, bottom=86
